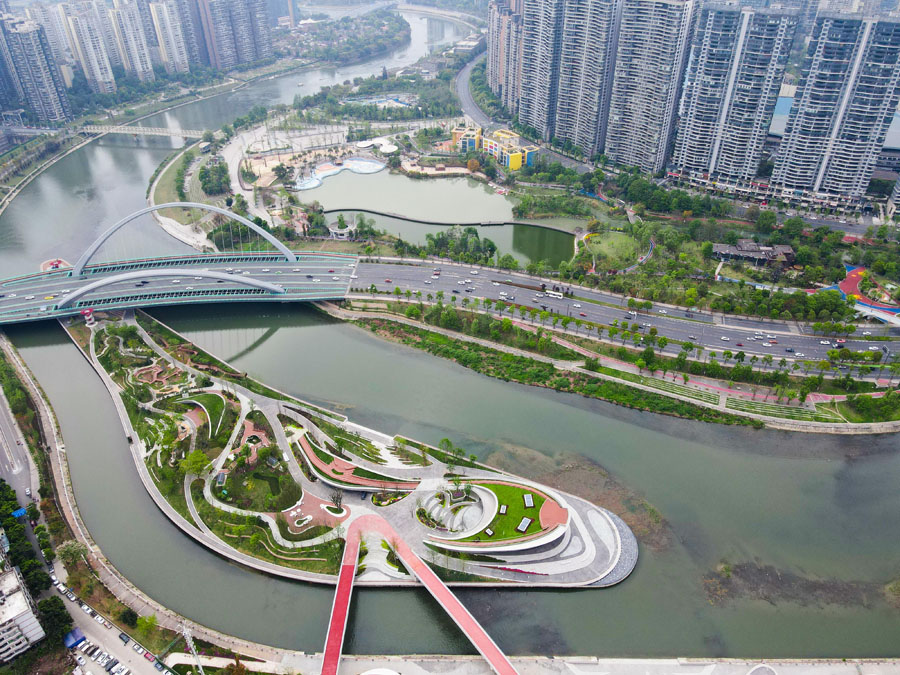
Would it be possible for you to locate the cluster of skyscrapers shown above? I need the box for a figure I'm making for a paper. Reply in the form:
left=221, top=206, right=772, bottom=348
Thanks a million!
left=0, top=0, right=272, bottom=124
left=488, top=0, right=900, bottom=204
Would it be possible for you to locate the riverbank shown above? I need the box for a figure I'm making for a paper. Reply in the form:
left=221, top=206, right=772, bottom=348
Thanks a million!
left=324, top=299, right=900, bottom=433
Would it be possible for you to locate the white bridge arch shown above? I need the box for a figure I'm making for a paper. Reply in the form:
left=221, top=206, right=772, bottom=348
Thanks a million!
left=57, top=269, right=285, bottom=309
left=73, top=202, right=297, bottom=276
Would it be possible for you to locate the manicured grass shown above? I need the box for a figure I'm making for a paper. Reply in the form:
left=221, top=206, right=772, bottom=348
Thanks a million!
left=641, top=377, right=720, bottom=404
left=460, top=482, right=546, bottom=542
left=179, top=392, right=226, bottom=434
left=725, top=397, right=844, bottom=422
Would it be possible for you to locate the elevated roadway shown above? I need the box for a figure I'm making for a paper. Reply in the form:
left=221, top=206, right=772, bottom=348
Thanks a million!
left=0, top=252, right=357, bottom=324
left=80, top=125, right=207, bottom=138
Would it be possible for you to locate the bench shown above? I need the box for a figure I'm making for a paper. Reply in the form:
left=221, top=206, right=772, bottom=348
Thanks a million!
left=524, top=493, right=534, bottom=508
left=516, top=517, right=532, bottom=533
left=499, top=504, right=507, bottom=515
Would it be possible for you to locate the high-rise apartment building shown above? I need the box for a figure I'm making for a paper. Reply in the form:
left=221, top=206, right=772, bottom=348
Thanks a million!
left=0, top=15, right=72, bottom=122
left=150, top=0, right=189, bottom=73
left=109, top=2, right=155, bottom=81
left=605, top=0, right=695, bottom=174
left=486, top=0, right=523, bottom=114
left=0, top=567, right=45, bottom=663
left=673, top=4, right=798, bottom=186
left=66, top=3, right=117, bottom=93
left=772, top=12, right=900, bottom=202
left=515, top=0, right=622, bottom=156
left=197, top=0, right=270, bottom=70
left=25, top=3, right=74, bottom=65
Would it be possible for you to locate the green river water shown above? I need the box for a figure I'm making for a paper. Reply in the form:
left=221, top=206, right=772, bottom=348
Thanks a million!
left=0, top=8, right=898, bottom=658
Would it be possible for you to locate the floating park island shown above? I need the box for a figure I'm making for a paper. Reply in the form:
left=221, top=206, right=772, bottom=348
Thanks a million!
left=66, top=309, right=637, bottom=588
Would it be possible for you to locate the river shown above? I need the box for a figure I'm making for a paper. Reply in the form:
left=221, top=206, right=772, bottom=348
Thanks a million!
left=6, top=304, right=900, bottom=657
left=1, top=9, right=900, bottom=660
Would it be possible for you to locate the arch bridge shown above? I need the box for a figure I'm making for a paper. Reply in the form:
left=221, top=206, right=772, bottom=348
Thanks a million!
left=0, top=203, right=356, bottom=325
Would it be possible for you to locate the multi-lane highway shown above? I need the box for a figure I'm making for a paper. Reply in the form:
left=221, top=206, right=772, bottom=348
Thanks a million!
left=354, top=261, right=895, bottom=364
left=0, top=253, right=358, bottom=324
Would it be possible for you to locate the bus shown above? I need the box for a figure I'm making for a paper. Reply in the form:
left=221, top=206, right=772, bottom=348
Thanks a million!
left=546, top=290, right=563, bottom=299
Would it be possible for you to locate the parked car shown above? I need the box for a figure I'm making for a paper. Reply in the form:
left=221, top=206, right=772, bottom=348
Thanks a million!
left=118, top=632, right=130, bottom=645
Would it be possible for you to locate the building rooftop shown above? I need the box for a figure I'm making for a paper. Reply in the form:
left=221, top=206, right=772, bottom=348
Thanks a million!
left=0, top=569, right=33, bottom=623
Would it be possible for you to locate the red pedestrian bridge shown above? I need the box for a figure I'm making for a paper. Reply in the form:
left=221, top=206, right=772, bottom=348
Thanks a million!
left=321, top=514, right=518, bottom=675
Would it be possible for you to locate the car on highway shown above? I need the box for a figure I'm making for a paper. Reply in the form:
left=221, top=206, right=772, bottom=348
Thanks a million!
left=457, top=280, right=466, bottom=285
left=819, top=340, right=831, bottom=345
left=836, top=339, right=846, bottom=344
left=452, top=289, right=460, bottom=294
left=492, top=282, right=500, bottom=286
left=658, top=309, right=667, bottom=314
left=24, top=295, right=34, bottom=300
left=720, top=336, right=730, bottom=341
left=171, top=280, right=180, bottom=284
left=579, top=312, right=587, bottom=317
left=332, top=276, right=339, bottom=281
left=785, top=347, right=794, bottom=352
left=470, top=270, right=478, bottom=275
left=424, top=280, right=431, bottom=284
left=194, top=276, right=202, bottom=280
left=796, top=352, right=805, bottom=358
left=769, top=339, right=777, bottom=344
left=464, top=279, right=472, bottom=283
left=573, top=303, right=581, bottom=308
left=384, top=279, right=391, bottom=283
left=863, top=331, right=871, bottom=335
left=328, top=269, right=334, bottom=273
left=688, top=335, right=697, bottom=340
left=44, top=295, right=54, bottom=300
left=736, top=343, right=743, bottom=347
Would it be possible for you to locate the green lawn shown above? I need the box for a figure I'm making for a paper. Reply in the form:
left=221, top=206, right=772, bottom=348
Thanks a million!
left=586, top=231, right=642, bottom=268
left=461, top=482, right=546, bottom=542
left=180, top=392, right=226, bottom=434
left=641, top=377, right=720, bottom=404
left=725, top=397, right=844, bottom=422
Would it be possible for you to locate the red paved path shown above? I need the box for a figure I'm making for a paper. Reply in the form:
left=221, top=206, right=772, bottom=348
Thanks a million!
left=320, top=515, right=518, bottom=675
left=320, top=526, right=361, bottom=675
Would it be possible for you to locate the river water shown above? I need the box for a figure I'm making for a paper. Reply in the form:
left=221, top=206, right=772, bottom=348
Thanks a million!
left=1, top=9, right=900, bottom=659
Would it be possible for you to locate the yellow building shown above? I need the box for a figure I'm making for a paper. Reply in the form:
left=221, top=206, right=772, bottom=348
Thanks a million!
left=452, top=126, right=537, bottom=171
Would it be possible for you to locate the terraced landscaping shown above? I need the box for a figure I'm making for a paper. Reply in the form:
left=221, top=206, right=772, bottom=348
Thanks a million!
left=641, top=378, right=720, bottom=404
left=725, top=398, right=845, bottom=422
left=179, top=392, right=227, bottom=434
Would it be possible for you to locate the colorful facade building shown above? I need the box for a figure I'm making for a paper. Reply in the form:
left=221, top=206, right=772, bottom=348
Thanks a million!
left=451, top=125, right=537, bottom=170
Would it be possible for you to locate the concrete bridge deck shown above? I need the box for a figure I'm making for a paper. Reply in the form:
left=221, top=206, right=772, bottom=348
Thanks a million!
left=321, top=515, right=518, bottom=675
left=0, top=251, right=357, bottom=324
left=80, top=124, right=207, bottom=138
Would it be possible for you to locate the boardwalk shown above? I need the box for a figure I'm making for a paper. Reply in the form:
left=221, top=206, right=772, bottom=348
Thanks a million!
left=320, top=515, right=518, bottom=675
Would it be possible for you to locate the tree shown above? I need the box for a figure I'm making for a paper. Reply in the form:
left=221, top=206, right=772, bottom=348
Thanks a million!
left=136, top=613, right=157, bottom=636
left=56, top=539, right=89, bottom=567
left=467, top=158, right=481, bottom=173
left=38, top=596, right=72, bottom=638
left=180, top=449, right=211, bottom=476
left=20, top=559, right=51, bottom=593
left=273, top=163, right=293, bottom=183
left=119, top=607, right=139, bottom=627
left=202, top=130, right=215, bottom=144
left=756, top=210, right=777, bottom=234
left=330, top=488, right=344, bottom=511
